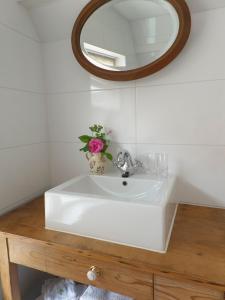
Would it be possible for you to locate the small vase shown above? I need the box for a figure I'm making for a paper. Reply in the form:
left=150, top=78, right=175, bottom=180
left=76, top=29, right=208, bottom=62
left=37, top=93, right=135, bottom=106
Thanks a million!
left=86, top=153, right=106, bottom=175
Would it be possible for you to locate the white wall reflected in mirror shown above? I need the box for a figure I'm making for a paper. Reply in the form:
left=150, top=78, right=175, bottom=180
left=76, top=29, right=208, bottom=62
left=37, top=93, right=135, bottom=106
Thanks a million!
left=81, top=0, right=180, bottom=71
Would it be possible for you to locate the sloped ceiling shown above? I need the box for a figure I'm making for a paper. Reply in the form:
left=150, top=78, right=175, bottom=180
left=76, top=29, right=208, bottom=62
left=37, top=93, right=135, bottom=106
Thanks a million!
left=18, top=0, right=225, bottom=12
left=187, top=0, right=225, bottom=12
left=17, top=0, right=225, bottom=42
left=17, top=0, right=55, bottom=8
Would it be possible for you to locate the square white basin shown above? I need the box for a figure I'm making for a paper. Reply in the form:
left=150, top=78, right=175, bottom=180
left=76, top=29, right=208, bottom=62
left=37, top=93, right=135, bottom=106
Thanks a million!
left=45, top=174, right=178, bottom=253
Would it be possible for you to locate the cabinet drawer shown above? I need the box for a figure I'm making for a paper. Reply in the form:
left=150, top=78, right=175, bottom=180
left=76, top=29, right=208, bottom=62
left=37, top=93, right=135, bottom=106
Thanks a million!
left=8, top=238, right=153, bottom=300
left=45, top=245, right=153, bottom=299
left=154, top=276, right=224, bottom=300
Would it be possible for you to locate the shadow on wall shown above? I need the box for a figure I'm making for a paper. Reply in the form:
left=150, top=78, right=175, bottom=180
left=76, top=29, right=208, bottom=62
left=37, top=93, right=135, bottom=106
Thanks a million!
left=20, top=267, right=53, bottom=300
left=174, top=177, right=222, bottom=208
left=0, top=267, right=53, bottom=300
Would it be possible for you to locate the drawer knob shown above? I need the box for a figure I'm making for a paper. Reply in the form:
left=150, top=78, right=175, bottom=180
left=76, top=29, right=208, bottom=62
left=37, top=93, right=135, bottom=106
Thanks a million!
left=87, top=266, right=101, bottom=281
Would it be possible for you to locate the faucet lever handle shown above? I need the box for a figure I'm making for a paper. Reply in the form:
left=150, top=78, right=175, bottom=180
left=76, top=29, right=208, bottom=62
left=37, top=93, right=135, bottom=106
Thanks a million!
left=116, top=151, right=124, bottom=162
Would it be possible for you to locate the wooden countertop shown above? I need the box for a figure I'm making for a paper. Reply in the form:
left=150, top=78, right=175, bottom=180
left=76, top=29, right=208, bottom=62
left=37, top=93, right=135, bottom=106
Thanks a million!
left=1, top=197, right=225, bottom=291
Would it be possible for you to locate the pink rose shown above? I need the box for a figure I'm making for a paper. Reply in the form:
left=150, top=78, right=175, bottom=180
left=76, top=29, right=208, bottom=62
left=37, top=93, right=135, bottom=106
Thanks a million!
left=88, top=138, right=104, bottom=153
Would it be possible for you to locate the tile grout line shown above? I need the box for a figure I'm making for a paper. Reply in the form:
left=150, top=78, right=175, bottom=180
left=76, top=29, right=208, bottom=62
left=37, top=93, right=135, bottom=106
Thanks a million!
left=0, top=141, right=48, bottom=152
left=39, top=39, right=52, bottom=185
left=45, top=77, right=225, bottom=96
left=0, top=85, right=44, bottom=95
left=46, top=86, right=135, bottom=95
left=0, top=20, right=40, bottom=43
left=48, top=141, right=225, bottom=148
left=44, top=96, right=52, bottom=184
left=134, top=86, right=138, bottom=157
left=135, top=78, right=225, bottom=89
left=193, top=6, right=225, bottom=15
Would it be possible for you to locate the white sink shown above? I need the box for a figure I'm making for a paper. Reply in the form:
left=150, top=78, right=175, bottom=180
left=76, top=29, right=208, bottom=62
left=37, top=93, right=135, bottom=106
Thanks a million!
left=45, top=174, right=178, bottom=253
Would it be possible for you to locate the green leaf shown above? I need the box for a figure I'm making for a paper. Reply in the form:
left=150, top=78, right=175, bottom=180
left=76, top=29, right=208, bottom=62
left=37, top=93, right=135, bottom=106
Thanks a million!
left=103, top=144, right=108, bottom=152
left=96, top=133, right=105, bottom=139
left=104, top=152, right=113, bottom=161
left=97, top=125, right=103, bottom=133
left=79, top=135, right=91, bottom=143
left=89, top=124, right=103, bottom=134
left=79, top=145, right=88, bottom=152
left=89, top=126, right=95, bottom=132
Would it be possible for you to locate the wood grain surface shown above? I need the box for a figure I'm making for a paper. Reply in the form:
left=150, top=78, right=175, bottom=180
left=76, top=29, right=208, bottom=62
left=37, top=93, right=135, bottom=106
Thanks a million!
left=1, top=197, right=225, bottom=294
left=154, top=276, right=225, bottom=300
left=0, top=235, right=21, bottom=300
left=8, top=237, right=153, bottom=299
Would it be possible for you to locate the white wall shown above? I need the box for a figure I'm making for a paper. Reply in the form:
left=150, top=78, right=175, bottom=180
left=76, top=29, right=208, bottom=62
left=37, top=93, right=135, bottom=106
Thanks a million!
left=0, top=0, right=50, bottom=298
left=38, top=2, right=225, bottom=209
left=0, top=0, right=49, bottom=214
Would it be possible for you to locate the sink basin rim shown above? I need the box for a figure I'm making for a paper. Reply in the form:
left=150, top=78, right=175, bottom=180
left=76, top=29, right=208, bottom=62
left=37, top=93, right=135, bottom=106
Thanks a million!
left=46, top=174, right=175, bottom=207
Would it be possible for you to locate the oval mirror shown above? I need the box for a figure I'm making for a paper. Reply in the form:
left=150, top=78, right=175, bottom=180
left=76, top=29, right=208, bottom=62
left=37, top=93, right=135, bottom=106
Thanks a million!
left=72, top=0, right=191, bottom=81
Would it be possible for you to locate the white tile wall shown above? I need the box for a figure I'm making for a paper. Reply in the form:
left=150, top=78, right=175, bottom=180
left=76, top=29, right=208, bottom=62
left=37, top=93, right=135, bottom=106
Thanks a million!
left=0, top=1, right=49, bottom=214
left=136, top=81, right=225, bottom=145
left=0, top=143, right=49, bottom=213
left=0, top=89, right=47, bottom=148
left=47, top=88, right=136, bottom=143
left=0, top=23, right=44, bottom=92
left=42, top=4, right=225, bottom=208
left=50, top=142, right=88, bottom=185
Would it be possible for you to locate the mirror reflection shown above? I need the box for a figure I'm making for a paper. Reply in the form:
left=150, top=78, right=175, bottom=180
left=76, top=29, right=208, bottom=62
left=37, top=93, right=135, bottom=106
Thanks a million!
left=81, top=0, right=180, bottom=71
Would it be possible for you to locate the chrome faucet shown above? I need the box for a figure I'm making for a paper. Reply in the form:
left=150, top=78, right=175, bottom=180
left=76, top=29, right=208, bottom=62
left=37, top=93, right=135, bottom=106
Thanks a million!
left=113, top=150, right=143, bottom=177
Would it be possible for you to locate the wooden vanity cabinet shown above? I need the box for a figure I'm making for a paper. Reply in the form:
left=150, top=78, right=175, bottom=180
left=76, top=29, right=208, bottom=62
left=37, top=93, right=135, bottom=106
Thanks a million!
left=7, top=237, right=154, bottom=300
left=1, top=198, right=225, bottom=300
left=154, top=276, right=225, bottom=300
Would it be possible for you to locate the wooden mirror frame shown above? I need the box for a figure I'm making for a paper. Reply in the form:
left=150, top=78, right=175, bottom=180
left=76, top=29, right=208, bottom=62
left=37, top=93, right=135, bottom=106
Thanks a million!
left=71, top=0, right=191, bottom=81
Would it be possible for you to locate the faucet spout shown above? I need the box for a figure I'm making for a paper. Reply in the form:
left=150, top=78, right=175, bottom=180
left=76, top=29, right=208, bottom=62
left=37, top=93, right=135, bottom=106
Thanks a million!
left=113, top=150, right=143, bottom=177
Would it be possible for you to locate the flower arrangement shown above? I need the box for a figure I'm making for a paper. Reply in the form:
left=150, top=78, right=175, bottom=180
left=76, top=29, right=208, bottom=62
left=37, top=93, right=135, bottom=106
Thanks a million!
left=79, top=124, right=113, bottom=161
